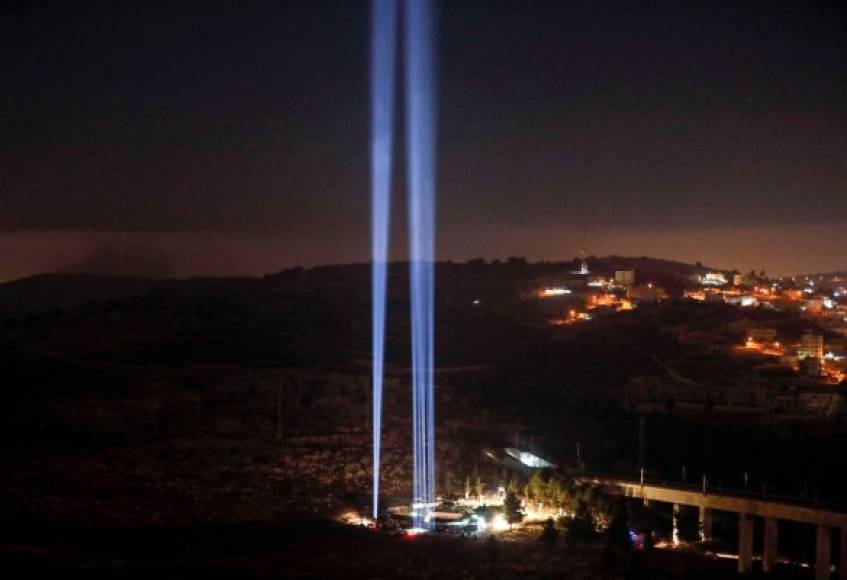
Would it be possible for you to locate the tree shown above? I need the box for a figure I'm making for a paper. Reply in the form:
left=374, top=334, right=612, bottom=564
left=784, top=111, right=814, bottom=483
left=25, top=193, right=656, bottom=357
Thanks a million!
left=506, top=477, right=520, bottom=495
left=566, top=501, right=596, bottom=548
left=528, top=472, right=546, bottom=504
left=546, top=475, right=565, bottom=508
left=503, top=490, right=523, bottom=526
left=559, top=480, right=579, bottom=513
left=474, top=476, right=484, bottom=501
left=506, top=256, right=529, bottom=268
left=540, top=517, right=559, bottom=548
left=603, top=501, right=632, bottom=568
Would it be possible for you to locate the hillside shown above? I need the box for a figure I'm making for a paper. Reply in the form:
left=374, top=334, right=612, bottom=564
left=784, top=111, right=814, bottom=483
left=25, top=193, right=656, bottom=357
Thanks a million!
left=1, top=257, right=843, bottom=529
left=0, top=274, right=167, bottom=319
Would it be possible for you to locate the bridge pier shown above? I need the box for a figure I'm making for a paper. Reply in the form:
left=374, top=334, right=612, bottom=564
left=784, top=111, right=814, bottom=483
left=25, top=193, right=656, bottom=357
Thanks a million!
left=817, top=525, right=831, bottom=580
left=593, top=476, right=847, bottom=577
left=738, top=513, right=754, bottom=574
left=672, top=503, right=680, bottom=545
left=699, top=506, right=713, bottom=542
left=841, top=528, right=847, bottom=580
left=763, top=517, right=778, bottom=573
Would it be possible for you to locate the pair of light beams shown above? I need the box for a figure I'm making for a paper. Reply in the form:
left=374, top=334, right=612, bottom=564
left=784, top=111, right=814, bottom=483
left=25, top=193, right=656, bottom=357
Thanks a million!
left=371, top=0, right=436, bottom=528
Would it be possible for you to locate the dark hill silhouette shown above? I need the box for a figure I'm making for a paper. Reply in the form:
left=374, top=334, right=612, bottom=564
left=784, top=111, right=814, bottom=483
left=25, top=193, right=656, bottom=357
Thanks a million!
left=0, top=273, right=265, bottom=320
left=1, top=255, right=845, bottom=531
left=0, top=274, right=167, bottom=319
left=0, top=256, right=710, bottom=320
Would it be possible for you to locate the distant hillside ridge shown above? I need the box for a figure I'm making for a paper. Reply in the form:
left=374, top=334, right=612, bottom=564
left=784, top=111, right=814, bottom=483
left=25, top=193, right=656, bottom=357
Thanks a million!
left=0, top=274, right=169, bottom=319
left=0, top=256, right=715, bottom=320
left=264, top=255, right=715, bottom=281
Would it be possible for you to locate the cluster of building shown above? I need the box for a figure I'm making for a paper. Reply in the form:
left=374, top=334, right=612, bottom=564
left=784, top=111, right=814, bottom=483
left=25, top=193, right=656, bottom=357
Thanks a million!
left=683, top=270, right=847, bottom=384
left=532, top=260, right=847, bottom=416
left=626, top=330, right=846, bottom=418
left=742, top=330, right=845, bottom=383
left=535, top=266, right=668, bottom=326
left=685, top=271, right=847, bottom=321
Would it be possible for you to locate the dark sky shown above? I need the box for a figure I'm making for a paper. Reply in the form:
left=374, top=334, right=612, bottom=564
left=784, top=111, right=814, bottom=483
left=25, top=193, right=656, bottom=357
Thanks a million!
left=2, top=0, right=845, bottom=280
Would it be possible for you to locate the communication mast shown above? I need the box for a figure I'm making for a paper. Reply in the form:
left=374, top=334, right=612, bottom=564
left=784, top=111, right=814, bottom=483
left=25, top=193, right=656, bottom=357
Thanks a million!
left=579, top=227, right=589, bottom=275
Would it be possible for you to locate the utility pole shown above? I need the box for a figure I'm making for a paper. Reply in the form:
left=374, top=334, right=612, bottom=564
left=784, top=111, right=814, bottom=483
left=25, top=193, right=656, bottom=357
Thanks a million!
left=637, top=414, right=646, bottom=473
left=576, top=441, right=581, bottom=473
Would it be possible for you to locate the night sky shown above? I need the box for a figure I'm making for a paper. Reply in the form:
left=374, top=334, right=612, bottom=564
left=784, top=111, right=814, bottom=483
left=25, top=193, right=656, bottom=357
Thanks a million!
left=2, top=0, right=845, bottom=280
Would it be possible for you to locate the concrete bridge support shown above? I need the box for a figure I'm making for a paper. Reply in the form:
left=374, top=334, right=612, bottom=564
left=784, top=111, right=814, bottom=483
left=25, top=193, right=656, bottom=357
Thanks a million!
left=699, top=506, right=713, bottom=542
left=739, top=513, right=754, bottom=574
left=672, top=503, right=680, bottom=545
left=591, top=476, right=847, bottom=576
left=840, top=528, right=847, bottom=580
left=817, top=525, right=831, bottom=580
left=763, top=517, right=778, bottom=573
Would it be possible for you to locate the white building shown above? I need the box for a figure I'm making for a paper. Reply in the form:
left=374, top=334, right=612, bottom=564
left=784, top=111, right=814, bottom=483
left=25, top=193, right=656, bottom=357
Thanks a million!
left=701, top=272, right=728, bottom=286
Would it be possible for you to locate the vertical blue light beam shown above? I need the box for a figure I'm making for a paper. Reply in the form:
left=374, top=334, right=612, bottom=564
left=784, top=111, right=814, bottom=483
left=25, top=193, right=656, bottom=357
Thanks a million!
left=405, top=0, right=437, bottom=529
left=371, top=0, right=397, bottom=520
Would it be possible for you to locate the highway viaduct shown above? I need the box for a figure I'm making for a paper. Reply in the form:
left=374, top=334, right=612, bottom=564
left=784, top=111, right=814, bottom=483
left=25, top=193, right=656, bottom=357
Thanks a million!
left=592, top=476, right=847, bottom=579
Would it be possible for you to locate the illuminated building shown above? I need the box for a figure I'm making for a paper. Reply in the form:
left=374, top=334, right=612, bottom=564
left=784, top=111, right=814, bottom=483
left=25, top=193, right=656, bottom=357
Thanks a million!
left=725, top=294, right=758, bottom=307
left=799, top=334, right=824, bottom=360
left=701, top=272, right=728, bottom=286
left=743, top=329, right=783, bottom=355
left=684, top=289, right=706, bottom=301
left=615, top=270, right=635, bottom=288
left=589, top=293, right=616, bottom=308
left=785, top=289, right=803, bottom=301
left=538, top=287, right=571, bottom=297
left=733, top=273, right=745, bottom=287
